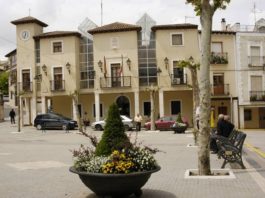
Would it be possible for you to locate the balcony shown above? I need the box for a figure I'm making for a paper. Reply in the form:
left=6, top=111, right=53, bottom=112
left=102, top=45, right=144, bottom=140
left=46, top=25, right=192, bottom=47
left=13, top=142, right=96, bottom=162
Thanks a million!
left=18, top=81, right=32, bottom=93
left=171, top=74, right=187, bottom=85
left=100, top=76, right=131, bottom=88
left=248, top=56, right=265, bottom=67
left=210, top=52, right=228, bottom=64
left=50, top=80, right=65, bottom=92
left=80, top=80, right=94, bottom=89
left=211, top=84, right=230, bottom=96
left=249, top=91, right=265, bottom=102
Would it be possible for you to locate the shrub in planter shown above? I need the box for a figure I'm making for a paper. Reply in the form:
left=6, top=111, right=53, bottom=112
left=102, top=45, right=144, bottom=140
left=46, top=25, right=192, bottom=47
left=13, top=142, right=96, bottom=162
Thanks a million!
left=95, top=103, right=131, bottom=156
left=70, top=103, right=160, bottom=197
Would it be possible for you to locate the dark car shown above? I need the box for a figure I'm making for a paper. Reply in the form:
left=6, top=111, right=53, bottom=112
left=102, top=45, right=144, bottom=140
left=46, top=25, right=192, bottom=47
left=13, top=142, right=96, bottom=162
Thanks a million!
left=34, top=113, right=78, bottom=130
left=144, top=116, right=177, bottom=130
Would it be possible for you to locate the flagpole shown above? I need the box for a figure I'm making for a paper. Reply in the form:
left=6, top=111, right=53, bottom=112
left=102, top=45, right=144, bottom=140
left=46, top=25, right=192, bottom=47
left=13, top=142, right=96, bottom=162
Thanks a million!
left=101, top=0, right=103, bottom=26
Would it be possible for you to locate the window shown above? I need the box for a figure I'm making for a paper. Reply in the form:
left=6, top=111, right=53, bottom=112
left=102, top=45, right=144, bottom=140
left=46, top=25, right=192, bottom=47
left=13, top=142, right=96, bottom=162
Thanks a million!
left=52, top=41, right=62, bottom=53
left=111, top=37, right=119, bottom=49
left=244, top=109, right=252, bottom=121
left=171, top=33, right=183, bottom=46
left=143, top=102, right=151, bottom=116
left=53, top=67, right=63, bottom=90
left=93, top=104, right=103, bottom=117
left=173, top=61, right=184, bottom=84
left=250, top=46, right=261, bottom=66
left=22, top=69, right=31, bottom=92
left=211, top=42, right=222, bottom=53
left=35, top=40, right=40, bottom=63
left=171, top=101, right=181, bottom=115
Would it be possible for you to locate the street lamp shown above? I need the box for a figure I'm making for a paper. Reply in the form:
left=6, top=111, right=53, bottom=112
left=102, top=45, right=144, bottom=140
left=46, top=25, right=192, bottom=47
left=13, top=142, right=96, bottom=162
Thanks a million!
left=42, top=64, right=47, bottom=76
left=98, top=60, right=103, bottom=72
left=126, top=58, right=131, bottom=70
left=66, top=62, right=71, bottom=74
left=164, top=57, right=169, bottom=69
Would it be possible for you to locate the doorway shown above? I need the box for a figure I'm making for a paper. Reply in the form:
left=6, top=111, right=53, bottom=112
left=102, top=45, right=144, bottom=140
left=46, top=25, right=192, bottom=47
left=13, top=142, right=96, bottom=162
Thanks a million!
left=213, top=74, right=224, bottom=95
left=116, top=96, right=130, bottom=117
left=259, top=108, right=265, bottom=128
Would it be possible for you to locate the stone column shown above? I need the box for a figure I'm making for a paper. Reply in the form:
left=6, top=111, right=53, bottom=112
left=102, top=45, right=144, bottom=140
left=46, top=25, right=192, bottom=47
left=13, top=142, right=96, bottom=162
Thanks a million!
left=41, top=96, right=46, bottom=114
left=134, top=91, right=139, bottom=115
left=239, top=106, right=244, bottom=129
left=72, top=98, right=77, bottom=121
left=159, top=90, right=164, bottom=118
left=95, top=92, right=100, bottom=122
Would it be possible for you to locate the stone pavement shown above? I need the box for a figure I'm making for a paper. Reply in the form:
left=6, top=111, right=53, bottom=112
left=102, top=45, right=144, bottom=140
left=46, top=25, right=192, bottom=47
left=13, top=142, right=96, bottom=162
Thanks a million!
left=0, top=121, right=264, bottom=198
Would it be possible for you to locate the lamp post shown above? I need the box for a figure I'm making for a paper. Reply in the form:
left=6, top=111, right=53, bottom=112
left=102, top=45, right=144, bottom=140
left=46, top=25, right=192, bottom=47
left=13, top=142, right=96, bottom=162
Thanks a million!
left=98, top=60, right=103, bottom=72
left=42, top=64, right=47, bottom=76
left=126, top=58, right=131, bottom=70
left=66, top=62, right=71, bottom=74
left=164, top=57, right=169, bottom=69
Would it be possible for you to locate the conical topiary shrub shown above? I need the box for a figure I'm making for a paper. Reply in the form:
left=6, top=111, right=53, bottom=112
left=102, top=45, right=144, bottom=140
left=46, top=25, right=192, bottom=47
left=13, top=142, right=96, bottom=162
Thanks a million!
left=176, top=113, right=184, bottom=123
left=95, top=103, right=131, bottom=156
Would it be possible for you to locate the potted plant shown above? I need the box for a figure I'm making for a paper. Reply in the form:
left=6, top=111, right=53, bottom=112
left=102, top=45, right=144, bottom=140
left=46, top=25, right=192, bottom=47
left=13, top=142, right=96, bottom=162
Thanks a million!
left=171, top=113, right=188, bottom=134
left=70, top=103, right=160, bottom=197
left=250, top=95, right=257, bottom=101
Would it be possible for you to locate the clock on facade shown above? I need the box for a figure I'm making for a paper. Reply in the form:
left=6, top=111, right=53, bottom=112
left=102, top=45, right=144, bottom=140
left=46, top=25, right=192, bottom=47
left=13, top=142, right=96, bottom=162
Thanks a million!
left=20, top=30, right=30, bottom=40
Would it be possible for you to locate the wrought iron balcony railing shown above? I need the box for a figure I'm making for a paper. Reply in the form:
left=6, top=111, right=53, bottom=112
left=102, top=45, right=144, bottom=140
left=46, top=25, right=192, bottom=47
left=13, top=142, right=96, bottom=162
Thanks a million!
left=211, top=84, right=230, bottom=96
left=50, top=80, right=65, bottom=91
left=171, top=74, right=187, bottom=85
left=249, top=91, right=265, bottom=102
left=18, top=81, right=32, bottom=93
left=100, top=76, right=131, bottom=88
left=210, top=52, right=228, bottom=64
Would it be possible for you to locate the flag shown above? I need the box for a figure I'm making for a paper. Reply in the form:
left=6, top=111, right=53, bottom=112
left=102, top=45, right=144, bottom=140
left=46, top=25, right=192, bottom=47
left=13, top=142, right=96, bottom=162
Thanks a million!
left=119, top=55, right=123, bottom=76
left=103, top=56, right=107, bottom=78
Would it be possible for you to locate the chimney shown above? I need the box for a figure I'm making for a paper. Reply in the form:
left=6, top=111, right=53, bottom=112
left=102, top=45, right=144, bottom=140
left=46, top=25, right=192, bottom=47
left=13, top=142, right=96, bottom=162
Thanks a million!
left=221, top=18, right=226, bottom=31
left=234, top=22, right=240, bottom=31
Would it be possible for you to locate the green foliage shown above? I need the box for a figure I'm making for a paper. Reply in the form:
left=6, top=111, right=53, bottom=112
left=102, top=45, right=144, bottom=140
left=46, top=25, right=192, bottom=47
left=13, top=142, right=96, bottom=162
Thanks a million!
left=0, top=71, right=9, bottom=95
left=95, top=103, right=131, bottom=156
left=176, top=113, right=184, bottom=123
left=186, top=0, right=231, bottom=16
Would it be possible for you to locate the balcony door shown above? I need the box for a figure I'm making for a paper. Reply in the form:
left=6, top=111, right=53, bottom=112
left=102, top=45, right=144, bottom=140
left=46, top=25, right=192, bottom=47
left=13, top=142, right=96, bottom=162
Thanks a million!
left=173, top=61, right=184, bottom=84
left=53, top=67, right=63, bottom=90
left=111, top=63, right=121, bottom=87
left=250, top=46, right=261, bottom=66
left=213, top=74, right=224, bottom=95
left=22, top=69, right=30, bottom=91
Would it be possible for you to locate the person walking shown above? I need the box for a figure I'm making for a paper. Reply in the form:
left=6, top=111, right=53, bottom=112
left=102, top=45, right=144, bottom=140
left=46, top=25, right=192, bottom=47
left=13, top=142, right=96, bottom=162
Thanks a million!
left=9, top=109, right=16, bottom=124
left=134, top=113, right=142, bottom=132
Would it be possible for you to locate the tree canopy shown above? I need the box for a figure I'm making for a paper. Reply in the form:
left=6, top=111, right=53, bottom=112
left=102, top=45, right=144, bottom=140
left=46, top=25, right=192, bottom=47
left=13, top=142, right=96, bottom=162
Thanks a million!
left=0, top=71, right=9, bottom=95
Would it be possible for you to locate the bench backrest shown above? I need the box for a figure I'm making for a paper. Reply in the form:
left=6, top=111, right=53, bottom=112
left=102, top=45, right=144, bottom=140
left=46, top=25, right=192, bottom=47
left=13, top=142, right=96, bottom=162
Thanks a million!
left=233, top=131, right=247, bottom=151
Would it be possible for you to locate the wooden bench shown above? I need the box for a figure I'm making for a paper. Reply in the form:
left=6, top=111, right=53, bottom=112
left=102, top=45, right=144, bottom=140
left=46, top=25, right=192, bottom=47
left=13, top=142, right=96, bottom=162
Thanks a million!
left=216, top=130, right=247, bottom=169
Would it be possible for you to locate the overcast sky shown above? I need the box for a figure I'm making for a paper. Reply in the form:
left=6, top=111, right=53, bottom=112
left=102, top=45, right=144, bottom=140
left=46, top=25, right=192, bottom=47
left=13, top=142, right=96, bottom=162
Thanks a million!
left=1, top=0, right=265, bottom=60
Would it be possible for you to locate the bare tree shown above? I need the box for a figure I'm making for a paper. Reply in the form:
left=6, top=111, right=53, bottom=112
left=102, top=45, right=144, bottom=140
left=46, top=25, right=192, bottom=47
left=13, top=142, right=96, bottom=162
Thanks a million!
left=177, top=58, right=200, bottom=144
left=71, top=90, right=83, bottom=132
left=186, top=0, right=231, bottom=175
left=146, top=84, right=159, bottom=131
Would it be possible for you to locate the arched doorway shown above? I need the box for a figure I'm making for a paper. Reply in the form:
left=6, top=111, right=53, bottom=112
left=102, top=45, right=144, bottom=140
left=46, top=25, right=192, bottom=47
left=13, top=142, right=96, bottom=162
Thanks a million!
left=116, top=96, right=130, bottom=117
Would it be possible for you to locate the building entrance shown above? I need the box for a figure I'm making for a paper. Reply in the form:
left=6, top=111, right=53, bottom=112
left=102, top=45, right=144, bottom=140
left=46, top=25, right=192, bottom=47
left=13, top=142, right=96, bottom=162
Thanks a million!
left=116, top=96, right=130, bottom=117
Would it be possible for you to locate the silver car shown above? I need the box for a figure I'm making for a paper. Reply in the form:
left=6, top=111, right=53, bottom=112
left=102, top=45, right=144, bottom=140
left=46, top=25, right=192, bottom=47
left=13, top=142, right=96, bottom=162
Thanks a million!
left=91, top=115, right=134, bottom=131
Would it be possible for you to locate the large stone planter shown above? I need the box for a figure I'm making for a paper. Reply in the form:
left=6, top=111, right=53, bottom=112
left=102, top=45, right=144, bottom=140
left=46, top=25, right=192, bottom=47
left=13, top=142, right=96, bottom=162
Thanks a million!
left=171, top=124, right=187, bottom=133
left=69, top=166, right=161, bottom=197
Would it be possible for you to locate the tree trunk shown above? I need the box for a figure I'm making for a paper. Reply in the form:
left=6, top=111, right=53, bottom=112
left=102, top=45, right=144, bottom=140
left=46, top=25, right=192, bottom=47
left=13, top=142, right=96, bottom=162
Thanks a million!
left=189, top=66, right=199, bottom=144
left=72, top=92, right=83, bottom=132
left=198, top=1, right=213, bottom=175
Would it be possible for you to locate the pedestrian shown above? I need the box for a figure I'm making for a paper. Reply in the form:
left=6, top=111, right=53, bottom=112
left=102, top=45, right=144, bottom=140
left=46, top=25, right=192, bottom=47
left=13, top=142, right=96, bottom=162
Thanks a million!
left=134, top=113, right=142, bottom=132
left=9, top=109, right=16, bottom=124
left=83, top=112, right=90, bottom=129
left=222, top=115, right=234, bottom=138
left=195, top=106, right=200, bottom=130
left=210, top=114, right=225, bottom=154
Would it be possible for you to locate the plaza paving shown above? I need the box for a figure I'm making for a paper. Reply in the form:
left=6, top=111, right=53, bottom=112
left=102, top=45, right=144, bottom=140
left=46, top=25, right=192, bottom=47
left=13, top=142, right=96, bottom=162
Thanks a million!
left=0, top=121, right=265, bottom=198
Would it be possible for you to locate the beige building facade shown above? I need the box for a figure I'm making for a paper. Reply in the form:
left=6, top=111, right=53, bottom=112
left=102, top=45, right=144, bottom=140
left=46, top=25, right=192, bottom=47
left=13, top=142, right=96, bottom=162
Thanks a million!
left=9, top=15, right=248, bottom=129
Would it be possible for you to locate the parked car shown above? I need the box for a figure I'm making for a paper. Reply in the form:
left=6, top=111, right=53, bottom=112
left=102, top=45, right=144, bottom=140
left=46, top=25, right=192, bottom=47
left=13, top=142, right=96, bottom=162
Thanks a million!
left=34, top=113, right=78, bottom=130
left=91, top=115, right=134, bottom=131
left=144, top=116, right=177, bottom=131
